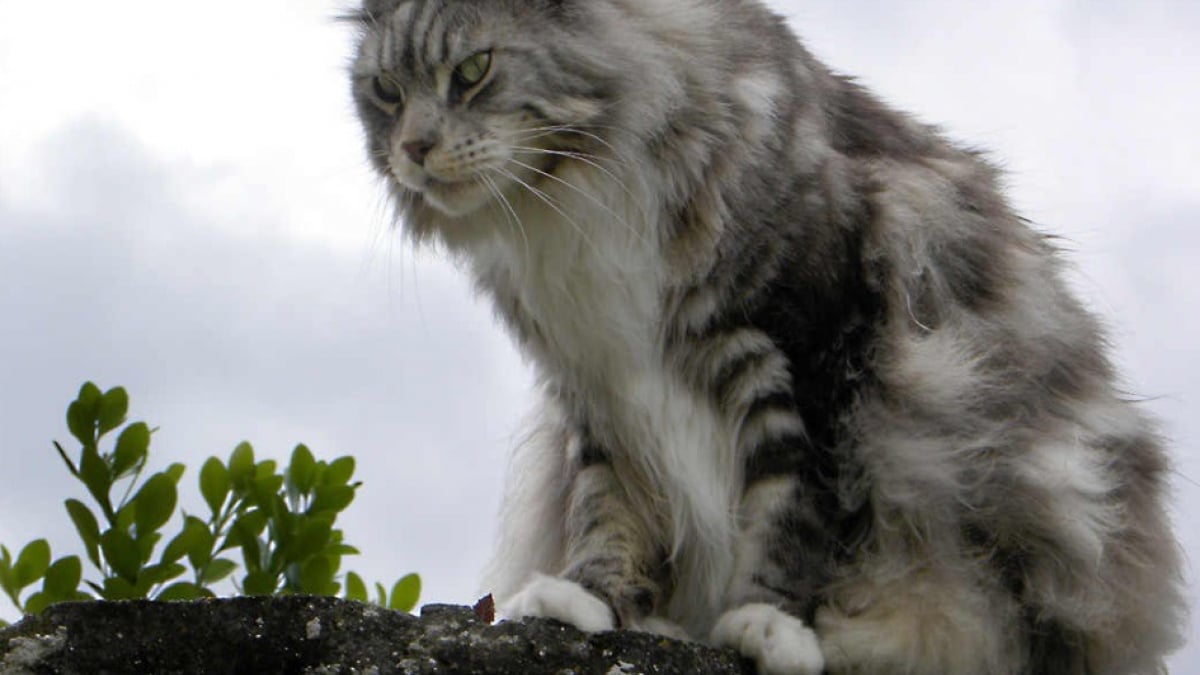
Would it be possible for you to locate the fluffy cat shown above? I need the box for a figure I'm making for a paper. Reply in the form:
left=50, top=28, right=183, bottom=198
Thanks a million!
left=347, top=1, right=1185, bottom=672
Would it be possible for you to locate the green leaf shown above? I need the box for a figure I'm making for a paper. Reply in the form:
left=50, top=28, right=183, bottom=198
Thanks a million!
left=99, top=530, right=141, bottom=583
left=66, top=401, right=93, bottom=449
left=136, top=532, right=162, bottom=565
left=100, top=576, right=139, bottom=600
left=112, top=422, right=150, bottom=478
left=251, top=476, right=285, bottom=511
left=291, top=521, right=332, bottom=561
left=200, top=558, right=238, bottom=584
left=0, top=550, right=12, bottom=596
left=374, top=582, right=387, bottom=606
left=133, top=473, right=177, bottom=537
left=254, top=460, right=278, bottom=479
left=237, top=535, right=263, bottom=574
left=64, top=499, right=102, bottom=568
left=23, top=591, right=50, bottom=615
left=79, top=446, right=113, bottom=517
left=67, top=382, right=102, bottom=448
left=199, top=457, right=230, bottom=516
left=228, top=442, right=255, bottom=489
left=156, top=581, right=212, bottom=601
left=163, top=516, right=209, bottom=564
left=161, top=532, right=190, bottom=566
left=77, top=382, right=102, bottom=406
left=42, top=556, right=83, bottom=598
left=226, top=509, right=267, bottom=544
left=310, top=485, right=355, bottom=515
left=298, top=556, right=334, bottom=595
left=344, top=571, right=367, bottom=602
left=164, top=463, right=186, bottom=484
left=97, top=387, right=129, bottom=437
left=221, top=510, right=267, bottom=561
left=324, top=457, right=356, bottom=486
left=389, top=573, right=421, bottom=613
left=243, top=571, right=277, bottom=596
left=180, top=517, right=215, bottom=569
left=115, top=501, right=135, bottom=531
left=136, top=562, right=186, bottom=587
left=286, top=444, right=317, bottom=497
left=13, top=540, right=52, bottom=589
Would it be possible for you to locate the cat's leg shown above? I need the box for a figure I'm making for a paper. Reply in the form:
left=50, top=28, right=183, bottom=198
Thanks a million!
left=506, top=451, right=671, bottom=634
left=712, top=475, right=828, bottom=675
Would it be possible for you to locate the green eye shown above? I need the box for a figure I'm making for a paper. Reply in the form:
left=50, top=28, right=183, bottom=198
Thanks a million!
left=371, top=75, right=404, bottom=106
left=453, top=50, right=492, bottom=88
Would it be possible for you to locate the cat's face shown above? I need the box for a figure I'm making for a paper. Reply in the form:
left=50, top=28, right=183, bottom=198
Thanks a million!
left=349, top=0, right=618, bottom=223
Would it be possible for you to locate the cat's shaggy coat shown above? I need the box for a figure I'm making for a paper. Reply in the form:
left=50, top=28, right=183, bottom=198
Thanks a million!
left=348, top=0, right=1185, bottom=672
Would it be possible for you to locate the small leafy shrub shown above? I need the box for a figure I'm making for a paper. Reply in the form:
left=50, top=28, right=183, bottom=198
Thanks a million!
left=0, top=382, right=420, bottom=626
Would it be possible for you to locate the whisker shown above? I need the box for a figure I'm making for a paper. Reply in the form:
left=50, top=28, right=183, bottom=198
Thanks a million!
left=508, top=144, right=627, bottom=182
left=509, top=146, right=651, bottom=223
left=505, top=157, right=648, bottom=247
left=511, top=125, right=627, bottom=160
left=479, top=173, right=531, bottom=262
left=491, top=165, right=606, bottom=264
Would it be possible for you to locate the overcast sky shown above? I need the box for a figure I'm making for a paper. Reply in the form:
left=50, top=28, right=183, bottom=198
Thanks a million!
left=1, top=0, right=1196, bottom=667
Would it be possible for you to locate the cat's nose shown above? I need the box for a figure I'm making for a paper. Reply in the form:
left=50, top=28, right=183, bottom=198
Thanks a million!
left=401, top=139, right=435, bottom=166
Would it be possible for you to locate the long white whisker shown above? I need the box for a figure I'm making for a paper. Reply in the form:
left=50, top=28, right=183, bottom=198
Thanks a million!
left=491, top=165, right=605, bottom=263
left=479, top=174, right=531, bottom=262
left=505, top=157, right=647, bottom=246
left=511, top=125, right=626, bottom=159
left=509, top=146, right=651, bottom=223
left=509, top=146, right=627, bottom=185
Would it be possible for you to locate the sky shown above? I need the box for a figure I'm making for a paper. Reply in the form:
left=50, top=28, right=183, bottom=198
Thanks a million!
left=1, top=0, right=1196, bottom=667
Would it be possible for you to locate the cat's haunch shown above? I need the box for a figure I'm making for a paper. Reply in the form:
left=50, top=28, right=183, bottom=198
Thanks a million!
left=348, top=1, right=1185, bottom=673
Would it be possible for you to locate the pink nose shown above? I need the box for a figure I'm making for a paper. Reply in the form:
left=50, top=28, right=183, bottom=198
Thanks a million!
left=402, top=140, right=434, bottom=166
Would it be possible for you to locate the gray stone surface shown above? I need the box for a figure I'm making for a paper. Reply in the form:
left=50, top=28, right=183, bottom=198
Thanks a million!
left=0, top=597, right=755, bottom=674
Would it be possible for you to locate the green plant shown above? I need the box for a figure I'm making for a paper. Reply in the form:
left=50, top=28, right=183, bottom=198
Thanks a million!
left=0, top=382, right=419, bottom=626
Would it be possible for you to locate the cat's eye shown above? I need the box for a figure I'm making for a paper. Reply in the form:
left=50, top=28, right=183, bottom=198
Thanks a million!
left=453, top=50, right=492, bottom=89
left=371, top=75, right=405, bottom=106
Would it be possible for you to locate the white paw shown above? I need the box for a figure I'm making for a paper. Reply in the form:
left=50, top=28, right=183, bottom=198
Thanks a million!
left=711, top=603, right=825, bottom=675
left=502, top=574, right=615, bottom=633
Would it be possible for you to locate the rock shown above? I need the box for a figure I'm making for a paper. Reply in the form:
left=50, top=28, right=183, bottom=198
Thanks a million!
left=0, top=597, right=755, bottom=674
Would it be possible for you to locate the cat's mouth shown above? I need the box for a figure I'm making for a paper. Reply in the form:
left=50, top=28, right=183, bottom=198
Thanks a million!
left=414, top=154, right=564, bottom=218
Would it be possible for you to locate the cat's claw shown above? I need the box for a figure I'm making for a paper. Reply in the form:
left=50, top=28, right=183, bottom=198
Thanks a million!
left=503, top=574, right=615, bottom=633
left=711, top=603, right=825, bottom=675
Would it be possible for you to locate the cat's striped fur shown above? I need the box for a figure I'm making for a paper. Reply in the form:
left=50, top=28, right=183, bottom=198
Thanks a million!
left=348, top=0, right=1185, bottom=672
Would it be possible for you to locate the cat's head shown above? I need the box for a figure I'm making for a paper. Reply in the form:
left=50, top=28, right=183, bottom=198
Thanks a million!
left=348, top=0, right=661, bottom=240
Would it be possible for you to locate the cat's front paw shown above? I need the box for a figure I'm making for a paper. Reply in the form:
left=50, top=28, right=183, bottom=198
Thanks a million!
left=711, top=603, right=825, bottom=675
left=503, top=574, right=615, bottom=633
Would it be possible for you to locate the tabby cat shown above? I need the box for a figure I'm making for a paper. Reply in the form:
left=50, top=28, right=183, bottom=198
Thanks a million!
left=348, top=0, right=1185, bottom=672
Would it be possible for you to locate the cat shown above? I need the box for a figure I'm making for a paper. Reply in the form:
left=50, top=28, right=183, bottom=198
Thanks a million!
left=347, top=0, right=1186, bottom=672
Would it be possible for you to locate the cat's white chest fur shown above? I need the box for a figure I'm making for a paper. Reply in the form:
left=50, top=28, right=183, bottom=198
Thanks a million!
left=467, top=172, right=739, bottom=633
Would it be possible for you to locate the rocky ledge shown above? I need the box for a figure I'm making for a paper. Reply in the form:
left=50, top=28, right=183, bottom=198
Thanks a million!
left=0, top=596, right=754, bottom=674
